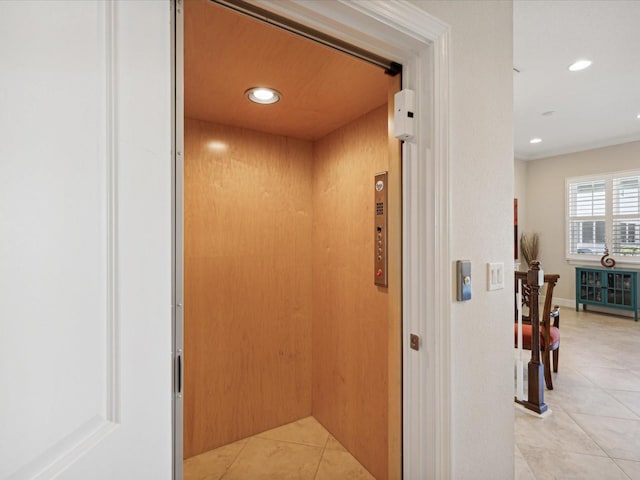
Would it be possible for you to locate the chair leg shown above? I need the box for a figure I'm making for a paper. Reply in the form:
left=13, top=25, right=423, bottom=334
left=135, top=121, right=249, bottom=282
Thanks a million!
left=543, top=350, right=553, bottom=390
left=553, top=348, right=559, bottom=373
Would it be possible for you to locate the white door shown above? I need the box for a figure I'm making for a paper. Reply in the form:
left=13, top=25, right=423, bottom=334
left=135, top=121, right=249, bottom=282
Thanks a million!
left=0, top=1, right=173, bottom=479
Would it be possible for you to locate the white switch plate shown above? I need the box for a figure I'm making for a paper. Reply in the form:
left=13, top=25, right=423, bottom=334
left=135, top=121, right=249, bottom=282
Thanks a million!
left=488, top=262, right=505, bottom=291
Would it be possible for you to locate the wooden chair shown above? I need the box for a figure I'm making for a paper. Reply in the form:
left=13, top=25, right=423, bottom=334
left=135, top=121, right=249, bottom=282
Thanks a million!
left=514, top=270, right=561, bottom=390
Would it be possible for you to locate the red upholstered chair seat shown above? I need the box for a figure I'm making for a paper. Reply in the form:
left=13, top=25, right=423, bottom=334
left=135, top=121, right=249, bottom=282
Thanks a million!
left=514, top=324, right=560, bottom=351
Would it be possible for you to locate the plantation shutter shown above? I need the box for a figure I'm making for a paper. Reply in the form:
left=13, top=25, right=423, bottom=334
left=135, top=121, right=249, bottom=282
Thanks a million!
left=567, top=180, right=606, bottom=255
left=612, top=174, right=640, bottom=256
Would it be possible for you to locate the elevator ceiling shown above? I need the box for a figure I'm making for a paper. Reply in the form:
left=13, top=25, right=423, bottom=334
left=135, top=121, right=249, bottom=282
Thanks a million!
left=184, top=0, right=389, bottom=141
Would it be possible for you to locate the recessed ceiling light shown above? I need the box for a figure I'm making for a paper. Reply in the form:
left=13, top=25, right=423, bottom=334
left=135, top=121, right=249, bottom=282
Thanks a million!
left=529, top=138, right=542, bottom=144
left=245, top=87, right=281, bottom=105
left=568, top=59, right=592, bottom=72
left=637, top=113, right=640, bottom=119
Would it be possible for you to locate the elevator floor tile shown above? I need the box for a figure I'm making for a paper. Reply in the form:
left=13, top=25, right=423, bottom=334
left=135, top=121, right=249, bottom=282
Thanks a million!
left=184, top=416, right=375, bottom=480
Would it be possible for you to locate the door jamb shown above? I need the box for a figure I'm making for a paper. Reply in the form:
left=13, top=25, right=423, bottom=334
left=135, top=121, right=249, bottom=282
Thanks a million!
left=172, top=1, right=184, bottom=480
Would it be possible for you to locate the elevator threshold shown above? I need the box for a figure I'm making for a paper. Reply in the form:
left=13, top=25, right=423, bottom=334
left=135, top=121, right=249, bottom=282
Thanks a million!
left=184, top=416, right=375, bottom=479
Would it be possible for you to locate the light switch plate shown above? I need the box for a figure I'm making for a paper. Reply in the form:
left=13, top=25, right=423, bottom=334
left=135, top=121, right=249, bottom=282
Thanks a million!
left=488, top=262, right=505, bottom=291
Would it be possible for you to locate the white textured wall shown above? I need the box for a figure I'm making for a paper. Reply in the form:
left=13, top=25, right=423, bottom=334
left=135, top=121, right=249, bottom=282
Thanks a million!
left=514, top=158, right=528, bottom=267
left=526, top=140, right=640, bottom=300
left=414, top=2, right=515, bottom=478
left=515, top=158, right=528, bottom=235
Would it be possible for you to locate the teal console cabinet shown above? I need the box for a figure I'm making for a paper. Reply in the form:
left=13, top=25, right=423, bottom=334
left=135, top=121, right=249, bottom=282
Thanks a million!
left=575, top=267, right=639, bottom=321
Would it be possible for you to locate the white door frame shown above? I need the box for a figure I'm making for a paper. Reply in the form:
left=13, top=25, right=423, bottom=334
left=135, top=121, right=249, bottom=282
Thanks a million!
left=173, top=1, right=451, bottom=478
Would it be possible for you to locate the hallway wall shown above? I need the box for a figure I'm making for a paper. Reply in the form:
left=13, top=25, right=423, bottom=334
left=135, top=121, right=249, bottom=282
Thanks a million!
left=414, top=1, right=515, bottom=478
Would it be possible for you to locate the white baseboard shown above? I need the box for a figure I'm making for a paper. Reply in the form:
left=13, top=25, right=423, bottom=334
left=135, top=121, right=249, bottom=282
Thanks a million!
left=545, top=296, right=574, bottom=308
left=536, top=294, right=573, bottom=308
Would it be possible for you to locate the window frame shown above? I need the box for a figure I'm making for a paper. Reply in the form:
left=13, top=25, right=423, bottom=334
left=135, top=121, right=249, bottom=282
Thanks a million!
left=566, top=169, right=640, bottom=266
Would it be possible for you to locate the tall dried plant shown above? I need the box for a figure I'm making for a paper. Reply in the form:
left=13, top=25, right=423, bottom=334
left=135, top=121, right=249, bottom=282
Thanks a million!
left=520, top=232, right=539, bottom=267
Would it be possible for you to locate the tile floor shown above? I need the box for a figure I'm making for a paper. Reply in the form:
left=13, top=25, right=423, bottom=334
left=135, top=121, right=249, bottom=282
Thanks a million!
left=184, top=416, right=375, bottom=480
left=515, top=307, right=640, bottom=479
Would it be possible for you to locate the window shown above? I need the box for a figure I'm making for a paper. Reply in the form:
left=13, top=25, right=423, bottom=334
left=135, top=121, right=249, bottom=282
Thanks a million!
left=613, top=176, right=640, bottom=256
left=567, top=171, right=640, bottom=261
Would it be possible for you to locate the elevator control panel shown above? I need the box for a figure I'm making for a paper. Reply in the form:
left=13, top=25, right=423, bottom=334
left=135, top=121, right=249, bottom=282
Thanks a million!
left=374, top=172, right=388, bottom=287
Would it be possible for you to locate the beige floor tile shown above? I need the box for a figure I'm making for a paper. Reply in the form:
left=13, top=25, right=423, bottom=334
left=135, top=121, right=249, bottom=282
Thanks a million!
left=549, top=365, right=598, bottom=388
left=257, top=416, right=329, bottom=447
left=515, top=408, right=606, bottom=456
left=580, top=367, right=640, bottom=391
left=315, top=448, right=375, bottom=480
left=544, top=384, right=639, bottom=419
left=605, top=350, right=640, bottom=368
left=571, top=413, right=640, bottom=461
left=561, top=347, right=627, bottom=370
left=520, top=446, right=628, bottom=480
left=183, top=438, right=248, bottom=480
left=614, top=459, right=640, bottom=479
left=222, top=437, right=322, bottom=480
left=610, top=390, right=640, bottom=418
left=515, top=310, right=640, bottom=478
left=514, top=444, right=536, bottom=480
left=621, top=356, right=640, bottom=371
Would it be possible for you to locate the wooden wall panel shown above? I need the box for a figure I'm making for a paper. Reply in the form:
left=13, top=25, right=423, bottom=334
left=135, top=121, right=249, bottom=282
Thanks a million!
left=184, top=118, right=313, bottom=458
left=312, top=105, right=391, bottom=480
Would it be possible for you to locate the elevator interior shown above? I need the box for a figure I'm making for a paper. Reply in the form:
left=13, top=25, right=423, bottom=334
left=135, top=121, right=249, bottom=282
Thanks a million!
left=182, top=1, right=402, bottom=479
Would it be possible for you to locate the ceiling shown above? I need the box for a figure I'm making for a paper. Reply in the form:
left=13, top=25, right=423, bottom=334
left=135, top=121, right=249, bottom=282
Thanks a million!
left=514, top=0, right=640, bottom=160
left=184, top=0, right=389, bottom=141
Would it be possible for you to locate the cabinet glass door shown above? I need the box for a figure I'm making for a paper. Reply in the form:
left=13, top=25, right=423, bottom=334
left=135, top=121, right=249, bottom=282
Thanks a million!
left=606, top=273, right=633, bottom=306
left=581, top=271, right=602, bottom=301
